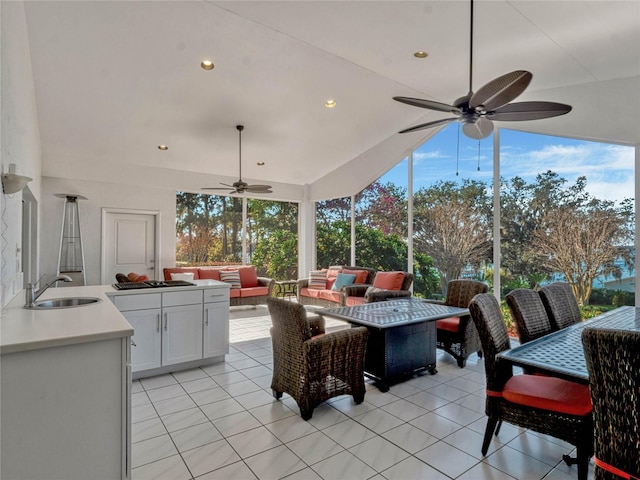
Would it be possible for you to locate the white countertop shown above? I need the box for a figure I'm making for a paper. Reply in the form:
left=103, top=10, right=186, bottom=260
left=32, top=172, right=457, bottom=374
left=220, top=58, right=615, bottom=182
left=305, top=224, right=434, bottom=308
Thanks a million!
left=1, top=281, right=230, bottom=355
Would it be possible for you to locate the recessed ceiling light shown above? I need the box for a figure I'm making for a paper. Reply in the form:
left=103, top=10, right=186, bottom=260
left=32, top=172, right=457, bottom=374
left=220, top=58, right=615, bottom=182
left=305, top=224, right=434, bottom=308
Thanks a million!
left=324, top=99, right=337, bottom=108
left=200, top=60, right=214, bottom=70
left=413, top=51, right=428, bottom=58
left=257, top=161, right=265, bottom=166
left=158, top=145, right=168, bottom=150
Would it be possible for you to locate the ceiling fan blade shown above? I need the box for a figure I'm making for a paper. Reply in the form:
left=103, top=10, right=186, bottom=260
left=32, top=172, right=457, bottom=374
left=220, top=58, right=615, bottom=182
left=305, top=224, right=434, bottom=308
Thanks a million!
left=246, top=184, right=272, bottom=190
left=246, top=187, right=273, bottom=194
left=202, top=187, right=234, bottom=191
left=462, top=117, right=494, bottom=139
left=398, top=117, right=458, bottom=134
left=489, top=101, right=572, bottom=121
left=470, top=70, right=532, bottom=111
left=393, top=97, right=462, bottom=115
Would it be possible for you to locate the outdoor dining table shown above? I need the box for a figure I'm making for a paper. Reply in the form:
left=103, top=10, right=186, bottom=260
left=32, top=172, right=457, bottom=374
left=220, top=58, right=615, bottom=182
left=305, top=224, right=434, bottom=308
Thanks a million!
left=318, top=298, right=469, bottom=391
left=499, top=305, right=640, bottom=384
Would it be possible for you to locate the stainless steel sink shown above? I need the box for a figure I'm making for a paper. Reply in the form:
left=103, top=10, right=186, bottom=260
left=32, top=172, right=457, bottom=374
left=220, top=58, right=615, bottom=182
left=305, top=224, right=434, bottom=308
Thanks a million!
left=26, top=297, right=102, bottom=309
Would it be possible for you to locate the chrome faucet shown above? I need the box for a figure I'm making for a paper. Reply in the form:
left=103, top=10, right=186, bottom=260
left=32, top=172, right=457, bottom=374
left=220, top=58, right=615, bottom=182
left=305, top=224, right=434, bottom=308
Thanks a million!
left=25, top=274, right=73, bottom=307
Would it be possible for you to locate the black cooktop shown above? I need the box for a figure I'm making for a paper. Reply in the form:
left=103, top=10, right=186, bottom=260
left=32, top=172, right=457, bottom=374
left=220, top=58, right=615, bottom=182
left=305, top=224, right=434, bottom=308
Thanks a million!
left=112, top=280, right=195, bottom=290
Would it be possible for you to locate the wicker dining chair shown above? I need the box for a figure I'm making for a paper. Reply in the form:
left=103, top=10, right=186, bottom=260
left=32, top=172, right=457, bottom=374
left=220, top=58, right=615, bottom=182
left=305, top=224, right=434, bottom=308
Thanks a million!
left=430, top=279, right=488, bottom=367
left=539, top=282, right=582, bottom=331
left=469, top=293, right=593, bottom=480
left=267, top=298, right=368, bottom=420
left=582, top=327, right=640, bottom=480
left=506, top=288, right=553, bottom=344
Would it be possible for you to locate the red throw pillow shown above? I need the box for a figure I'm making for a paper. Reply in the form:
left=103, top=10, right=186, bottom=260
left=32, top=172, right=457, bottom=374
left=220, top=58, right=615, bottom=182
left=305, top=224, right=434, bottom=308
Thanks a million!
left=198, top=268, right=221, bottom=281
left=238, top=266, right=259, bottom=288
left=342, top=268, right=369, bottom=284
left=372, top=271, right=405, bottom=290
left=326, top=268, right=341, bottom=289
left=128, top=272, right=149, bottom=283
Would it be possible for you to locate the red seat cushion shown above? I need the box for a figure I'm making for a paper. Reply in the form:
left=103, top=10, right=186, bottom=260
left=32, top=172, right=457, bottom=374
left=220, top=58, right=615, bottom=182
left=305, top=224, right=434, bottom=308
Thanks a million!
left=501, top=374, right=592, bottom=416
left=372, top=271, right=405, bottom=290
left=239, top=286, right=269, bottom=298
left=436, top=317, right=460, bottom=332
left=300, top=287, right=321, bottom=299
left=318, top=289, right=341, bottom=303
left=228, top=289, right=240, bottom=298
left=346, top=296, right=366, bottom=306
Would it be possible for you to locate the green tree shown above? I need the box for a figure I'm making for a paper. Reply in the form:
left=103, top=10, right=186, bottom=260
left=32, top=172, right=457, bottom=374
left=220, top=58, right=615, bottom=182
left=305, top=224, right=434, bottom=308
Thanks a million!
left=413, top=179, right=492, bottom=292
left=533, top=197, right=634, bottom=305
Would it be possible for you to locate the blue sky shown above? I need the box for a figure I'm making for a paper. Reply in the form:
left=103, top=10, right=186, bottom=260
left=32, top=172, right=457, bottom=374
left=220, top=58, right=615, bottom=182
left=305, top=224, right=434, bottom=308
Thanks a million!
left=381, top=125, right=635, bottom=205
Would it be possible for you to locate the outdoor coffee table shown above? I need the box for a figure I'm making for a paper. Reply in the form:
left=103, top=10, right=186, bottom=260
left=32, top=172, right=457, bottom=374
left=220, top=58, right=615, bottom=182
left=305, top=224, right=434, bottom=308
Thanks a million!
left=318, top=298, right=469, bottom=391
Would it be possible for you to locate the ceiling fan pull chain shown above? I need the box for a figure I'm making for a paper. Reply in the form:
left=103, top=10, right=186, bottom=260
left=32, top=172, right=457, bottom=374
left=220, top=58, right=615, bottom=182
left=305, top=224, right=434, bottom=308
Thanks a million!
left=456, top=124, right=461, bottom=176
left=477, top=139, right=481, bottom=171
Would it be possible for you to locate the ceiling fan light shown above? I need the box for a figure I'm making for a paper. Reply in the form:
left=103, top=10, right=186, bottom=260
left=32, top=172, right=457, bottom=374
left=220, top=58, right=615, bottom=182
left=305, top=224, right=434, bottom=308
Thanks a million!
left=324, top=99, right=336, bottom=108
left=413, top=51, right=428, bottom=58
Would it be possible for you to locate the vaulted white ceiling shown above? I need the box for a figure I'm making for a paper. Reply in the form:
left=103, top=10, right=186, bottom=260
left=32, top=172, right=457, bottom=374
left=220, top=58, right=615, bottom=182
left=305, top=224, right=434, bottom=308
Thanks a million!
left=22, top=1, right=640, bottom=200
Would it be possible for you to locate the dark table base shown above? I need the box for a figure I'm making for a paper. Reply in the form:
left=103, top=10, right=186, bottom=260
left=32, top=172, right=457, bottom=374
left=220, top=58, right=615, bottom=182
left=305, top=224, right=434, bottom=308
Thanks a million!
left=358, top=320, right=437, bottom=392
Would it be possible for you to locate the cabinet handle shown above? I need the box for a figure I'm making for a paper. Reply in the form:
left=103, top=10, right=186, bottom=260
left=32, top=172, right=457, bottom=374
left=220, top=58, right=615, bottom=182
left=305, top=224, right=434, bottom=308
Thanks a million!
left=164, top=312, right=168, bottom=331
left=205, top=308, right=209, bottom=326
left=157, top=313, right=160, bottom=333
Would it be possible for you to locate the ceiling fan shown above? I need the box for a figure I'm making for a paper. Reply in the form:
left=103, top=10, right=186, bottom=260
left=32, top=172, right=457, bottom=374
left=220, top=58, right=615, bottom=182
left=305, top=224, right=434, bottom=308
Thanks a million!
left=202, top=125, right=272, bottom=194
left=393, top=0, right=572, bottom=140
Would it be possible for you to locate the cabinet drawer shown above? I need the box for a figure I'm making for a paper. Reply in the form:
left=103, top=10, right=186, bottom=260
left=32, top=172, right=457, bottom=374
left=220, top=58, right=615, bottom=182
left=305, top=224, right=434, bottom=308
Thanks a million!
left=163, top=290, right=203, bottom=307
left=114, top=293, right=161, bottom=311
left=203, top=289, right=230, bottom=304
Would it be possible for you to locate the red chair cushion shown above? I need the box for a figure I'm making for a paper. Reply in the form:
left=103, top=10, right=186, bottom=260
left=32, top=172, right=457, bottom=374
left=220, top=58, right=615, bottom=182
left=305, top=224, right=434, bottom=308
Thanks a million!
left=345, top=296, right=366, bottom=306
left=373, top=271, right=405, bottom=290
left=502, top=374, right=592, bottom=416
left=198, top=268, right=221, bottom=281
left=300, top=287, right=321, bottom=299
left=342, top=268, right=369, bottom=284
left=237, top=265, right=259, bottom=288
left=436, top=317, right=460, bottom=332
left=239, top=286, right=269, bottom=298
left=326, top=268, right=341, bottom=289
left=318, top=289, right=341, bottom=303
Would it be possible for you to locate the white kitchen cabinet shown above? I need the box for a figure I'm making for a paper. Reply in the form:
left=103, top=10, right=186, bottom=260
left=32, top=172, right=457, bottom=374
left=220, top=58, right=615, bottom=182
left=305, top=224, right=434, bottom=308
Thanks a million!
left=162, top=303, right=203, bottom=365
left=114, top=293, right=162, bottom=372
left=204, top=300, right=230, bottom=357
left=122, top=308, right=161, bottom=370
left=109, top=285, right=229, bottom=378
left=1, top=337, right=131, bottom=480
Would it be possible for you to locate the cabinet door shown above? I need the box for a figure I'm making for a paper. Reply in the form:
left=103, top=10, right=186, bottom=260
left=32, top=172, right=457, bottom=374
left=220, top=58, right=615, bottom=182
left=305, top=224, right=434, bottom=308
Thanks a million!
left=203, top=301, right=230, bottom=358
left=121, top=309, right=162, bottom=371
left=162, top=304, right=203, bottom=366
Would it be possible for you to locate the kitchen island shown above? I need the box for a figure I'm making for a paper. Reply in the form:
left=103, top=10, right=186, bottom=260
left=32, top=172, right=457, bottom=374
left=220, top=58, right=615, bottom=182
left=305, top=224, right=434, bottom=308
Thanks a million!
left=1, top=280, right=230, bottom=480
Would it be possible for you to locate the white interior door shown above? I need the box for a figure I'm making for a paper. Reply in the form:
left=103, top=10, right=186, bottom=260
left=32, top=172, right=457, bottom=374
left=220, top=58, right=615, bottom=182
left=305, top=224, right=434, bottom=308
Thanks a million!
left=103, top=211, right=157, bottom=283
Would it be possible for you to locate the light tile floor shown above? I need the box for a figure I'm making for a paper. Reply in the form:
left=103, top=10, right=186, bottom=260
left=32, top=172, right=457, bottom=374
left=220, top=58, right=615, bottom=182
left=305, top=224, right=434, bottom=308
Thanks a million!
left=131, top=305, right=595, bottom=480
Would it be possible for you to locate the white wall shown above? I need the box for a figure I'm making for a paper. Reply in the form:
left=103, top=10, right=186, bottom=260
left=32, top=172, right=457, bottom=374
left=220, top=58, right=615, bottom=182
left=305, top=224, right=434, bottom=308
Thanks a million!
left=41, top=178, right=177, bottom=286
left=0, top=1, right=42, bottom=306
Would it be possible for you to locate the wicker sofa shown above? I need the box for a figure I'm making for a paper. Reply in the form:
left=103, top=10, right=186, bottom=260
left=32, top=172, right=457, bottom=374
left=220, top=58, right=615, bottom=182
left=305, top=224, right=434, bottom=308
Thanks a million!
left=297, top=266, right=376, bottom=308
left=297, top=266, right=413, bottom=307
left=163, top=265, right=274, bottom=306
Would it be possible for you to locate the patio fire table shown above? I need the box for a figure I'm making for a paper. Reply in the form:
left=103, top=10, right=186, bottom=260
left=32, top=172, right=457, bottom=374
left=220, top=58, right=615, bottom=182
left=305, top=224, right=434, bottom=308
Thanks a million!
left=318, top=298, right=469, bottom=391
